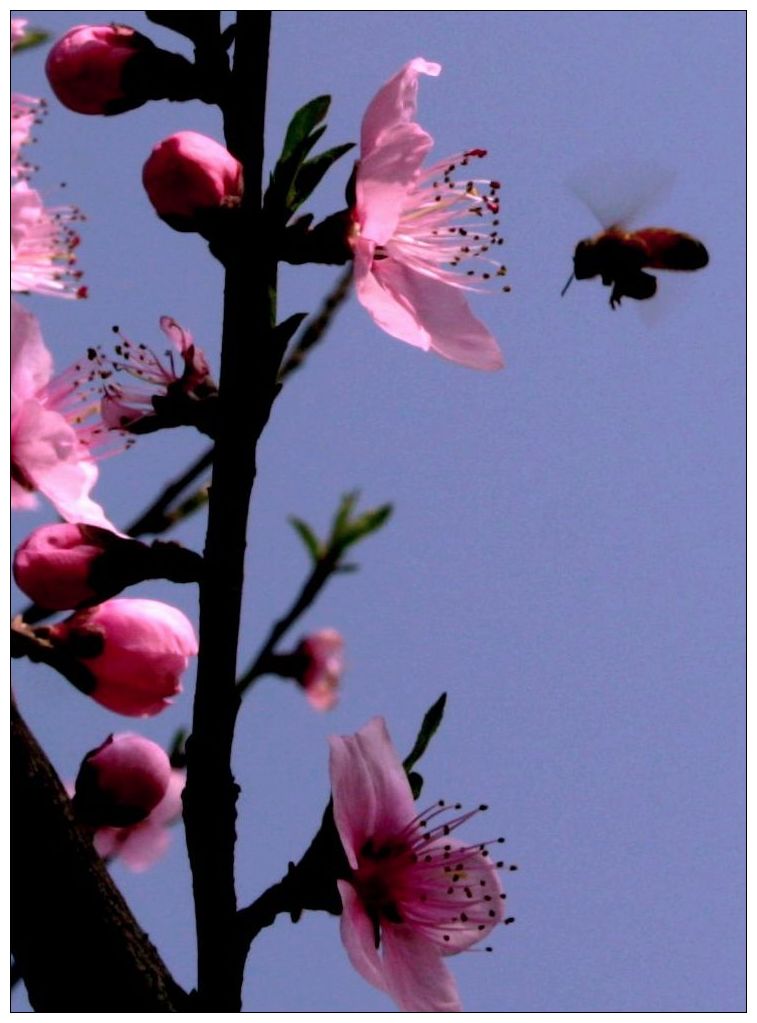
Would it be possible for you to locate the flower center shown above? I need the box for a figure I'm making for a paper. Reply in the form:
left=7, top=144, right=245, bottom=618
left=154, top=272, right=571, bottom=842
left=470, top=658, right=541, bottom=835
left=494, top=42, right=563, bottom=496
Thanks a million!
left=352, top=801, right=512, bottom=953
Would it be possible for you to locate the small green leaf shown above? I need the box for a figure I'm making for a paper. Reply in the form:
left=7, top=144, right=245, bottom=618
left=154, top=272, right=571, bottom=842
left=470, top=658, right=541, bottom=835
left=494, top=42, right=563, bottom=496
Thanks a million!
left=330, top=491, right=360, bottom=542
left=408, top=771, right=424, bottom=799
left=339, top=503, right=393, bottom=549
left=266, top=125, right=328, bottom=222
left=289, top=516, right=322, bottom=563
left=290, top=142, right=356, bottom=213
left=281, top=96, right=331, bottom=164
left=12, top=29, right=50, bottom=53
left=403, top=692, right=447, bottom=775
left=168, top=727, right=188, bottom=768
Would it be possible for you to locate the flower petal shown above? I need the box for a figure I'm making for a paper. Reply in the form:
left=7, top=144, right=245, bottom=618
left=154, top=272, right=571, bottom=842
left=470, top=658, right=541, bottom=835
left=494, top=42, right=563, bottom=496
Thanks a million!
left=337, top=880, right=388, bottom=994
left=361, top=57, right=441, bottom=158
left=356, top=122, right=434, bottom=246
left=159, top=315, right=193, bottom=355
left=329, top=716, right=417, bottom=869
left=381, top=925, right=462, bottom=1011
left=353, top=239, right=431, bottom=353
left=436, top=837, right=506, bottom=954
left=12, top=401, right=113, bottom=528
left=11, top=300, right=52, bottom=406
left=371, top=257, right=504, bottom=370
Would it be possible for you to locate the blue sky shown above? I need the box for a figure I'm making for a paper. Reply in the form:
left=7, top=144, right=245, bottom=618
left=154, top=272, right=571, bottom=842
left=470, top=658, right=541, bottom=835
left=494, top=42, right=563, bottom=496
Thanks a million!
left=11, top=11, right=744, bottom=1011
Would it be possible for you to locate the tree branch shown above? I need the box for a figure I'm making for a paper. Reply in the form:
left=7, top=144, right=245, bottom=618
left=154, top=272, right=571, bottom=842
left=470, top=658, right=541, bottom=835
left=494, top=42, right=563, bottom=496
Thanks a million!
left=11, top=697, right=189, bottom=1010
left=182, top=10, right=279, bottom=1010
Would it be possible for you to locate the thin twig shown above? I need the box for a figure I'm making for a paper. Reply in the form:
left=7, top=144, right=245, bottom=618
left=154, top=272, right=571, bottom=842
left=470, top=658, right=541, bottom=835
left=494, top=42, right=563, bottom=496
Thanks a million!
left=279, top=265, right=353, bottom=382
left=237, top=550, right=342, bottom=694
left=125, top=445, right=214, bottom=538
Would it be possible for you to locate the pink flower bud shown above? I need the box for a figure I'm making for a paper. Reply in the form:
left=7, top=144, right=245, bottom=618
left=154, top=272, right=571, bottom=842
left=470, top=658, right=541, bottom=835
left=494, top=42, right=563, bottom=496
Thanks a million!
left=13, top=523, right=107, bottom=609
left=142, top=131, right=243, bottom=229
left=73, top=732, right=171, bottom=827
left=93, top=767, right=185, bottom=871
left=45, top=24, right=152, bottom=116
left=50, top=598, right=198, bottom=716
left=297, top=628, right=344, bottom=711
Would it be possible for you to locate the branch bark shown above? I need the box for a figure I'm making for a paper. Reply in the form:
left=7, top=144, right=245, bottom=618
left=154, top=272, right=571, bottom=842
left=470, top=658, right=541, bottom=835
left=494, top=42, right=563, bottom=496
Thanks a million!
left=11, top=697, right=189, bottom=1010
left=182, top=11, right=280, bottom=1010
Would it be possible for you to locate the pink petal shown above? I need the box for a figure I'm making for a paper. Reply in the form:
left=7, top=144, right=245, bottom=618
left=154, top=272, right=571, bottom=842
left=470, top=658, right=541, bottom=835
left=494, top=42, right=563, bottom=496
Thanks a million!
left=356, top=122, right=434, bottom=246
left=353, top=239, right=430, bottom=353
left=149, top=768, right=185, bottom=827
left=12, top=401, right=112, bottom=528
left=361, top=57, right=441, bottom=158
left=11, top=300, right=52, bottom=406
left=371, top=257, right=504, bottom=370
left=93, top=769, right=183, bottom=872
left=434, top=837, right=505, bottom=954
left=337, top=880, right=388, bottom=994
left=113, top=818, right=171, bottom=872
left=329, top=717, right=417, bottom=869
left=10, top=478, right=37, bottom=510
left=381, top=926, right=462, bottom=1011
left=159, top=315, right=193, bottom=355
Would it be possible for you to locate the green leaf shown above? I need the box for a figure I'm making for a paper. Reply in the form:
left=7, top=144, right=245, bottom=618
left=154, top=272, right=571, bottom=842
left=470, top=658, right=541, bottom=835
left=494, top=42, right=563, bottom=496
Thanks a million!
left=290, top=142, right=356, bottom=213
left=289, top=516, right=322, bottom=563
left=266, top=125, right=328, bottom=223
left=281, top=96, right=331, bottom=164
left=408, top=771, right=424, bottom=800
left=403, top=693, right=448, bottom=775
left=339, top=503, right=393, bottom=549
left=330, top=491, right=360, bottom=543
left=12, top=29, right=50, bottom=53
left=168, top=727, right=188, bottom=768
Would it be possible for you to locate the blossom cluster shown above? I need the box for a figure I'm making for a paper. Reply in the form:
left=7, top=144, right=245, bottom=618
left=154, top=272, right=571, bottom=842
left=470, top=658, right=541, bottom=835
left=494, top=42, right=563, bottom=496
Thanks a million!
left=12, top=23, right=512, bottom=1011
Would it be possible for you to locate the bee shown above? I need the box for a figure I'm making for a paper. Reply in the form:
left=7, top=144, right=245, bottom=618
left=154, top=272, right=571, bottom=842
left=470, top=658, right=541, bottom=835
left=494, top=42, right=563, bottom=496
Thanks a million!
left=562, top=225, right=709, bottom=308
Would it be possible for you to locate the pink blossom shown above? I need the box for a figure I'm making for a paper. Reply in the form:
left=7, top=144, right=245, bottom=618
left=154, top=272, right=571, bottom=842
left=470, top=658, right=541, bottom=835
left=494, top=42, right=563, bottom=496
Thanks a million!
left=73, top=733, right=171, bottom=827
left=142, top=131, right=243, bottom=229
left=330, top=717, right=507, bottom=1011
left=11, top=19, right=28, bottom=49
left=11, top=300, right=115, bottom=528
left=351, top=59, right=506, bottom=371
left=13, top=522, right=108, bottom=609
left=49, top=597, right=198, bottom=717
left=12, top=181, right=87, bottom=299
left=94, top=768, right=185, bottom=872
left=45, top=24, right=150, bottom=116
left=98, top=316, right=215, bottom=431
left=296, top=628, right=344, bottom=711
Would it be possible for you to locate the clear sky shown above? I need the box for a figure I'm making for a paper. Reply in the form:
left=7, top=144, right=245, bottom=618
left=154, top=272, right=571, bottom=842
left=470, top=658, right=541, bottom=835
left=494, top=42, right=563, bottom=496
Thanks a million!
left=11, top=10, right=744, bottom=1012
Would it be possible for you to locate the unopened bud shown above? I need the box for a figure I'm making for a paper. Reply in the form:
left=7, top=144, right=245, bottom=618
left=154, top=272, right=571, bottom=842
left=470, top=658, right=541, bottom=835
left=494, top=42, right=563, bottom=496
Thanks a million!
left=49, top=597, right=198, bottom=716
left=45, top=24, right=154, bottom=116
left=296, top=629, right=344, bottom=711
left=142, top=131, right=243, bottom=231
left=13, top=523, right=108, bottom=609
left=73, top=733, right=171, bottom=827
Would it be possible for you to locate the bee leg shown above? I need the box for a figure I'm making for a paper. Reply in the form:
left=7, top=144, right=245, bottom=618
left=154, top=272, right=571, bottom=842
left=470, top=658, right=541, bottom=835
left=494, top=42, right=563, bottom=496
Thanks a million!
left=609, top=284, right=623, bottom=309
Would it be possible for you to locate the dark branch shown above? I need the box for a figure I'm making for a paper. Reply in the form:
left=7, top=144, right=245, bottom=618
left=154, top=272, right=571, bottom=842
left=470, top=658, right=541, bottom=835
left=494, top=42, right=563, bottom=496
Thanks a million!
left=183, top=11, right=277, bottom=1010
left=11, top=697, right=189, bottom=1010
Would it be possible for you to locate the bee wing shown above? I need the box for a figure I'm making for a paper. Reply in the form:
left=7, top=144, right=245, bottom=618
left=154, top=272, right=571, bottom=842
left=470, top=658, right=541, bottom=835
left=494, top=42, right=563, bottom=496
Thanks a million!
left=567, top=160, right=676, bottom=229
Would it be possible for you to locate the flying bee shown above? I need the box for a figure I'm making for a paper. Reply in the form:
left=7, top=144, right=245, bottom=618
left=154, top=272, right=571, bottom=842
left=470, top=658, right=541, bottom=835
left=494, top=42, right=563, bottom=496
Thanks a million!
left=563, top=225, right=709, bottom=308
